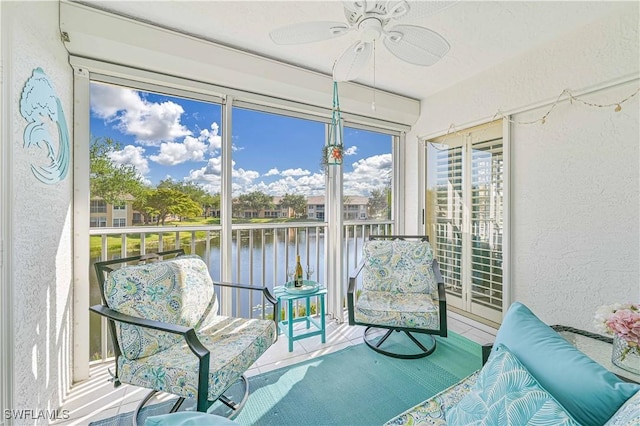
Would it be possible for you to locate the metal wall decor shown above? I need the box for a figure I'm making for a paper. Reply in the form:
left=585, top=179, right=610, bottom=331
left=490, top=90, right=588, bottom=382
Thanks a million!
left=20, top=67, right=70, bottom=184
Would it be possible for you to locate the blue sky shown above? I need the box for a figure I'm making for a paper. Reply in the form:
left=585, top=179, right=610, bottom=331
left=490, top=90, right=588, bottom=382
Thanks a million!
left=90, top=81, right=392, bottom=197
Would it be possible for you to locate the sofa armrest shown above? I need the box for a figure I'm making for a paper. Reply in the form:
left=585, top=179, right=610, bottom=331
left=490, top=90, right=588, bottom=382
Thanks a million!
left=482, top=343, right=493, bottom=365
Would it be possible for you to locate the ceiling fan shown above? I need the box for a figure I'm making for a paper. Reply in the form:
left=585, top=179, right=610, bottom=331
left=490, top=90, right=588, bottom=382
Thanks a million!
left=269, top=1, right=455, bottom=82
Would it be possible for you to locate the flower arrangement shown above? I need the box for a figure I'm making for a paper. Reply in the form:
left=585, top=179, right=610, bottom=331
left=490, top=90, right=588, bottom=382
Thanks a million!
left=594, top=303, right=640, bottom=343
left=594, top=303, right=640, bottom=363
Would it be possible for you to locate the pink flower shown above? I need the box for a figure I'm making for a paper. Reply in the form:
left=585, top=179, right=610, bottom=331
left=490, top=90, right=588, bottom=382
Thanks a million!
left=605, top=306, right=640, bottom=345
left=595, top=303, right=640, bottom=345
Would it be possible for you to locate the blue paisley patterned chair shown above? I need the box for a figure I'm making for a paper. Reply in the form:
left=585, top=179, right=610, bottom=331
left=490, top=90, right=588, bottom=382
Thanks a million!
left=90, top=249, right=277, bottom=423
left=347, top=235, right=447, bottom=359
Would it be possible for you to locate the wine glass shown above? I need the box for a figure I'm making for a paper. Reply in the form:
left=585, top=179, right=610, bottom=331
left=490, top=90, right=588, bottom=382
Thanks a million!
left=305, top=265, right=315, bottom=281
left=286, top=268, right=296, bottom=287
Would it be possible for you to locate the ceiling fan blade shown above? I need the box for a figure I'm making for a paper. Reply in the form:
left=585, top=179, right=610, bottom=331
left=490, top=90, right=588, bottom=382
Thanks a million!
left=270, top=21, right=351, bottom=45
left=342, top=1, right=367, bottom=13
left=383, top=25, right=450, bottom=66
left=332, top=41, right=373, bottom=82
left=389, top=1, right=458, bottom=21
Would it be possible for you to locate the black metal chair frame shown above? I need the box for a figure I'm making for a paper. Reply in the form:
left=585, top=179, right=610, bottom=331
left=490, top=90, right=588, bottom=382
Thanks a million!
left=90, top=249, right=278, bottom=423
left=347, top=235, right=448, bottom=359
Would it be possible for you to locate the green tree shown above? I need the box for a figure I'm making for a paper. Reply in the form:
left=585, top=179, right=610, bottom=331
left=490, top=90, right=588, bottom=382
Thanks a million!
left=279, top=193, right=307, bottom=218
left=235, top=191, right=274, bottom=217
left=147, top=188, right=203, bottom=225
left=131, top=186, right=159, bottom=224
left=90, top=137, right=144, bottom=205
left=158, top=179, right=220, bottom=217
left=202, top=193, right=221, bottom=217
left=367, top=188, right=390, bottom=219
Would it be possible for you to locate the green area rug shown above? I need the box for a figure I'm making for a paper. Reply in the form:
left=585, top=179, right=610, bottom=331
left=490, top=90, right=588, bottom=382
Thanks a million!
left=90, top=332, right=481, bottom=426
left=236, top=332, right=481, bottom=425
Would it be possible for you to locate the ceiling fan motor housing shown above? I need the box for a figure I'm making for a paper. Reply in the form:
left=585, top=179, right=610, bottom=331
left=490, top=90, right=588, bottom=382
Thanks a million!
left=358, top=18, right=383, bottom=42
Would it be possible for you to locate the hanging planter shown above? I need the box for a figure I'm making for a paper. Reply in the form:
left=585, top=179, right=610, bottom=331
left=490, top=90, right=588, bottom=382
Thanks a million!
left=321, top=143, right=344, bottom=170
left=322, top=81, right=344, bottom=173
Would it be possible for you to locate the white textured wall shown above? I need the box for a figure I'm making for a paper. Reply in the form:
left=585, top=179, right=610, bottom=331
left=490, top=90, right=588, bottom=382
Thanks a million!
left=404, top=5, right=639, bottom=328
left=3, top=1, right=74, bottom=420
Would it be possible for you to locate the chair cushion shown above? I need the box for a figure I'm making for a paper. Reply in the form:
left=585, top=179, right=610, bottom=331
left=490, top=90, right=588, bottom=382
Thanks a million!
left=354, top=290, right=440, bottom=330
left=362, top=239, right=436, bottom=295
left=494, top=302, right=640, bottom=426
left=446, top=344, right=580, bottom=426
left=118, top=315, right=276, bottom=401
left=106, top=255, right=217, bottom=360
left=385, top=371, right=479, bottom=425
left=604, top=389, right=640, bottom=426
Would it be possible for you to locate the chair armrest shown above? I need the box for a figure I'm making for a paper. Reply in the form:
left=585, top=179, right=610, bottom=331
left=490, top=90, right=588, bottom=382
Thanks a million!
left=432, top=259, right=448, bottom=336
left=214, top=281, right=277, bottom=305
left=347, top=258, right=366, bottom=325
left=89, top=304, right=209, bottom=359
left=213, top=282, right=278, bottom=323
left=347, top=258, right=366, bottom=295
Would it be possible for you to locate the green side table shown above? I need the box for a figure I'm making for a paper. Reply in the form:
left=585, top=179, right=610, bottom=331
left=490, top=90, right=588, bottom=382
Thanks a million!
left=273, top=282, right=326, bottom=352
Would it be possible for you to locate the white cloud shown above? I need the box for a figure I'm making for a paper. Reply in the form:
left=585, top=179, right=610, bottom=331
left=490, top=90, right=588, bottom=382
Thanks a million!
left=184, top=158, right=223, bottom=194
left=241, top=173, right=326, bottom=197
left=90, top=83, right=191, bottom=145
left=264, top=168, right=280, bottom=177
left=344, top=146, right=358, bottom=156
left=150, top=135, right=208, bottom=165
left=344, top=153, right=392, bottom=195
left=233, top=168, right=260, bottom=185
left=281, top=168, right=310, bottom=177
left=149, top=121, right=223, bottom=166
left=108, top=145, right=150, bottom=176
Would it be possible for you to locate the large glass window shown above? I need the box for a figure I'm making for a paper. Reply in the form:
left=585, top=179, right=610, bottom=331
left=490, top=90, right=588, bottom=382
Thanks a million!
left=85, top=78, right=401, bottom=360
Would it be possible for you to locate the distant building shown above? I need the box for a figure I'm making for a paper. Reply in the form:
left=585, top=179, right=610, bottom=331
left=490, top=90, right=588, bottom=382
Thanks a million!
left=306, top=196, right=368, bottom=221
left=89, top=196, right=139, bottom=227
left=306, top=196, right=326, bottom=221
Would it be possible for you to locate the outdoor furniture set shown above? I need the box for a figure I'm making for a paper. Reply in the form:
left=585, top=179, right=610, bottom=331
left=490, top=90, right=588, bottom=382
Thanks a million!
left=90, top=237, right=640, bottom=425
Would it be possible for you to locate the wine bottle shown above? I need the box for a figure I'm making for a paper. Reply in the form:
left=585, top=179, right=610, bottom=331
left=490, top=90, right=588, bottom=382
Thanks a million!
left=294, top=255, right=304, bottom=287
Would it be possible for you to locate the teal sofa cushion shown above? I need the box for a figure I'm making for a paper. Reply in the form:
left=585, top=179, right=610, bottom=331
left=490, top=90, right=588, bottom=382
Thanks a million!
left=494, top=302, right=640, bottom=426
left=447, top=344, right=580, bottom=426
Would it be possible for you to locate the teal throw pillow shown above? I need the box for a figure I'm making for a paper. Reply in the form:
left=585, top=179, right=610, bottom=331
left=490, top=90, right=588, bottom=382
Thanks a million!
left=446, top=344, right=580, bottom=426
left=493, top=302, right=640, bottom=426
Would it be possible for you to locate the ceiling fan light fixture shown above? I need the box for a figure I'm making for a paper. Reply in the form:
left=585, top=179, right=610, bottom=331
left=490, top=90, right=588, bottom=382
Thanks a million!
left=358, top=17, right=382, bottom=42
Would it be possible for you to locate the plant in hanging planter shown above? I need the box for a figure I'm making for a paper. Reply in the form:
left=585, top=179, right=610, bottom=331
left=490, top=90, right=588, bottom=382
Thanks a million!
left=321, top=144, right=344, bottom=171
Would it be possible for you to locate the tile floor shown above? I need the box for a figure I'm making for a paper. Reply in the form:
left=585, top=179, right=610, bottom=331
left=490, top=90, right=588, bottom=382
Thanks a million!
left=54, top=311, right=497, bottom=425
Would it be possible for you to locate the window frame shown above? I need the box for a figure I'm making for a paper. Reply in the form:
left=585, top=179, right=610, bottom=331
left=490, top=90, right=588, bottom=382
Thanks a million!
left=73, top=58, right=406, bottom=378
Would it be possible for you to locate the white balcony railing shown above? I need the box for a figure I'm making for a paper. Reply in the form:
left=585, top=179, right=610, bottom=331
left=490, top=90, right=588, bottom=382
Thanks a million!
left=88, top=220, right=393, bottom=362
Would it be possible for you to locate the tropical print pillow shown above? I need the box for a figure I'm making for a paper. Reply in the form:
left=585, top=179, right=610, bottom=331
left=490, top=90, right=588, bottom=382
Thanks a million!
left=605, top=389, right=640, bottom=426
left=446, top=344, right=581, bottom=426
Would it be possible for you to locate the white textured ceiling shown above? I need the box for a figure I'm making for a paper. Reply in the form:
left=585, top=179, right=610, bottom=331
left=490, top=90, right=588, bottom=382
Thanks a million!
left=80, top=1, right=625, bottom=100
